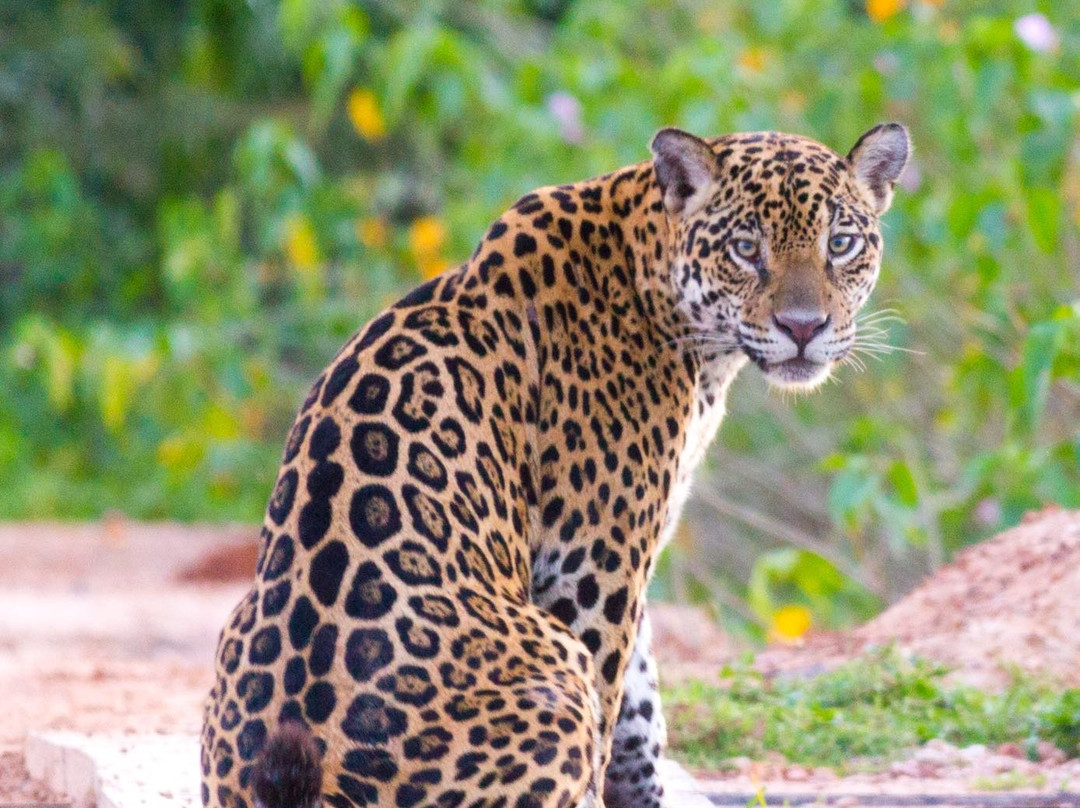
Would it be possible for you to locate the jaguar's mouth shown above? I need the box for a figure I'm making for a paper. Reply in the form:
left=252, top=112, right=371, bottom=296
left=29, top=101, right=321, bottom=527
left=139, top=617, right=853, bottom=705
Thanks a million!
left=762, top=356, right=832, bottom=390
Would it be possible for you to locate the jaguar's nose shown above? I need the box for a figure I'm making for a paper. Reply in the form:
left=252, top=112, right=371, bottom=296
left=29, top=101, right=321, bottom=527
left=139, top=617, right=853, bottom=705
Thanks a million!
left=773, top=311, right=830, bottom=352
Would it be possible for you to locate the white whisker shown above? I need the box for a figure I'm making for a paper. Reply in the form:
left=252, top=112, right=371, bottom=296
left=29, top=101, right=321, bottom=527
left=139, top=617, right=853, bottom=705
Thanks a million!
left=857, top=307, right=905, bottom=322
left=851, top=341, right=925, bottom=357
left=839, top=353, right=867, bottom=373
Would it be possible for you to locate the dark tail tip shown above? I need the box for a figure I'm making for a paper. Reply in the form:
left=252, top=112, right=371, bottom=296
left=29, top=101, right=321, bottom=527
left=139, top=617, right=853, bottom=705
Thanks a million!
left=251, top=722, right=323, bottom=808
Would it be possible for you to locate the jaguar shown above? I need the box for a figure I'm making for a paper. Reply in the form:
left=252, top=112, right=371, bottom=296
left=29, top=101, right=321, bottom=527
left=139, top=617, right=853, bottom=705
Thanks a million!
left=201, top=122, right=910, bottom=808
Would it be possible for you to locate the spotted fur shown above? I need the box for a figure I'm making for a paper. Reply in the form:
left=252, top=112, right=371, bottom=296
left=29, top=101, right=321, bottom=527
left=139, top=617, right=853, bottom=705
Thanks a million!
left=201, top=124, right=909, bottom=808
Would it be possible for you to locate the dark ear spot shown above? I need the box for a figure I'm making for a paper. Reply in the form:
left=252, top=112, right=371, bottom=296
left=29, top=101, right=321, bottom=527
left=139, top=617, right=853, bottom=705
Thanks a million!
left=846, top=122, right=910, bottom=214
left=649, top=127, right=719, bottom=218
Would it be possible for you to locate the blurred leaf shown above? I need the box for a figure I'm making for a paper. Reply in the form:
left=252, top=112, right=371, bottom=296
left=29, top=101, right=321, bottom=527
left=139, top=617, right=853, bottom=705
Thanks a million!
left=1025, top=186, right=1061, bottom=254
left=100, top=354, right=135, bottom=431
left=828, top=463, right=877, bottom=532
left=887, top=461, right=919, bottom=508
left=382, top=22, right=443, bottom=127
left=748, top=548, right=858, bottom=630
left=1014, top=305, right=1079, bottom=435
left=308, top=25, right=367, bottom=128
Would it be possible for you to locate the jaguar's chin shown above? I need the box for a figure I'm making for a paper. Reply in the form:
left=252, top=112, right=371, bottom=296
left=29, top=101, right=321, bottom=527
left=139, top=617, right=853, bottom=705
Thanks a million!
left=761, top=356, right=833, bottom=391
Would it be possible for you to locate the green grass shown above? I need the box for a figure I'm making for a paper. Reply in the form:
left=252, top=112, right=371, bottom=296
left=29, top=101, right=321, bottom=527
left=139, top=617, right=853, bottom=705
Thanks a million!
left=663, top=648, right=1080, bottom=773
left=970, top=772, right=1048, bottom=792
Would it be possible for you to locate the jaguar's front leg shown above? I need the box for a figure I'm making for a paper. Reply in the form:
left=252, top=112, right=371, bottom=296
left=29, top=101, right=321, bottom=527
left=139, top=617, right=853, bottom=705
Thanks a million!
left=603, top=609, right=667, bottom=808
left=604, top=609, right=715, bottom=808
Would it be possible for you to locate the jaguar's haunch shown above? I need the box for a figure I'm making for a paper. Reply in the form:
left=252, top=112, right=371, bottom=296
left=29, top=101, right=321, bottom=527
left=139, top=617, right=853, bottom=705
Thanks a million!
left=201, top=123, right=910, bottom=808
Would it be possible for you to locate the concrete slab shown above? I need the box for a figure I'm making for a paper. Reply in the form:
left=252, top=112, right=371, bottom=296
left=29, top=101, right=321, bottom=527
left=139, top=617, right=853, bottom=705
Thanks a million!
left=26, top=732, right=199, bottom=808
left=24, top=732, right=712, bottom=808
left=659, top=757, right=719, bottom=807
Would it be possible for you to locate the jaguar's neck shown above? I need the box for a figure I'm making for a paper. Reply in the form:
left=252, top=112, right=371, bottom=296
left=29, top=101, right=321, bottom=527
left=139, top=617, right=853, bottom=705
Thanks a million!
left=481, top=159, right=748, bottom=428
left=479, top=165, right=748, bottom=576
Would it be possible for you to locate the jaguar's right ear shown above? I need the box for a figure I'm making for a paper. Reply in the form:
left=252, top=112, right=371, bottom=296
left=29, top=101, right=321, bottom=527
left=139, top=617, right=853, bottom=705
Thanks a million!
left=650, top=128, right=719, bottom=218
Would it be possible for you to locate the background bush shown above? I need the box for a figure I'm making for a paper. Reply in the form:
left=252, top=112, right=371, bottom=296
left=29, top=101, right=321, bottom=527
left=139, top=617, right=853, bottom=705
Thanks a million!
left=2, top=0, right=1078, bottom=638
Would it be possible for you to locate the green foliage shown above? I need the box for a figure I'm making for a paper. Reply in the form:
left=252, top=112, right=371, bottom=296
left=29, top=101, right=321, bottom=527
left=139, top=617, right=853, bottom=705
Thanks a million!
left=747, top=549, right=879, bottom=630
left=664, top=649, right=1080, bottom=770
left=1, top=1, right=1078, bottom=630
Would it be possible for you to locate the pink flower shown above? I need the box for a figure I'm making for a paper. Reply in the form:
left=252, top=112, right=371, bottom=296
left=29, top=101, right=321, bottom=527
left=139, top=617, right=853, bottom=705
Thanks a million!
left=1014, top=13, right=1059, bottom=53
left=546, top=92, right=585, bottom=144
left=873, top=51, right=900, bottom=76
left=898, top=160, right=922, bottom=193
left=974, top=498, right=1002, bottom=528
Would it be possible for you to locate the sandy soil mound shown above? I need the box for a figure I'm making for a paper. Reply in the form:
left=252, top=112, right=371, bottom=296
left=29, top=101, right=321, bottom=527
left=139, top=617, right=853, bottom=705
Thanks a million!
left=756, top=507, right=1080, bottom=689
left=853, top=506, right=1080, bottom=688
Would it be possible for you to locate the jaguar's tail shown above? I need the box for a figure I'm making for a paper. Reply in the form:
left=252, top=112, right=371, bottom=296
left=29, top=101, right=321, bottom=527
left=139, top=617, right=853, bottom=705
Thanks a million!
left=251, top=722, right=323, bottom=808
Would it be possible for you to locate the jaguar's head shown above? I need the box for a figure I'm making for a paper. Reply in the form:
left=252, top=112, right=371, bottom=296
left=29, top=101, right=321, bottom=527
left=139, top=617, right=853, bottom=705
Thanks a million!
left=651, top=123, right=910, bottom=390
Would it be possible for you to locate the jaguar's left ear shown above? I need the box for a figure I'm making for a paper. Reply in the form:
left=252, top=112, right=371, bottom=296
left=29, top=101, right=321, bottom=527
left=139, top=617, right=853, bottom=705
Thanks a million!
left=846, top=123, right=910, bottom=214
left=650, top=127, right=719, bottom=218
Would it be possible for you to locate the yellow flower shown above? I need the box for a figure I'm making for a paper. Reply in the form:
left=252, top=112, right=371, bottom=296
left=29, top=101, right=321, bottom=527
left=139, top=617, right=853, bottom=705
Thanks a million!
left=409, top=216, right=447, bottom=257
left=418, top=256, right=451, bottom=280
left=357, top=217, right=388, bottom=248
left=284, top=214, right=320, bottom=272
left=347, top=88, right=386, bottom=142
left=738, top=47, right=768, bottom=73
left=770, top=604, right=812, bottom=643
left=867, top=0, right=905, bottom=22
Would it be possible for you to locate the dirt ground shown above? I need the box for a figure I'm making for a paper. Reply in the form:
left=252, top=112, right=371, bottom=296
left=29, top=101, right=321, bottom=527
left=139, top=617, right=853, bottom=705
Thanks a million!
left=2, top=508, right=1079, bottom=802
left=0, top=521, right=254, bottom=802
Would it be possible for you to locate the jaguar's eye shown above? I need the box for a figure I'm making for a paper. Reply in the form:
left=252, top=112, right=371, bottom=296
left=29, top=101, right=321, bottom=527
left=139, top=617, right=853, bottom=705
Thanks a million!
left=828, top=233, right=858, bottom=258
left=731, top=239, right=759, bottom=262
